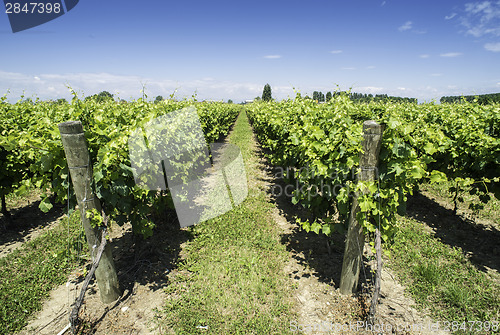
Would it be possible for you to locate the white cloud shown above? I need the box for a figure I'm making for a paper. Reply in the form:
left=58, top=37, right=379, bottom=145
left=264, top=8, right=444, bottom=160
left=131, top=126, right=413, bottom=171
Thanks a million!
left=419, top=54, right=430, bottom=58
left=440, top=52, right=463, bottom=57
left=399, top=21, right=413, bottom=31
left=366, top=65, right=376, bottom=69
left=355, top=86, right=385, bottom=94
left=341, top=67, right=356, bottom=70
left=381, top=1, right=386, bottom=6
left=430, top=73, right=443, bottom=77
left=330, top=50, right=343, bottom=54
left=263, top=55, right=282, bottom=59
left=0, top=70, right=298, bottom=102
left=484, top=42, right=500, bottom=51
left=460, top=1, right=500, bottom=37
left=445, top=13, right=457, bottom=20
left=397, top=87, right=406, bottom=91
left=397, top=21, right=425, bottom=33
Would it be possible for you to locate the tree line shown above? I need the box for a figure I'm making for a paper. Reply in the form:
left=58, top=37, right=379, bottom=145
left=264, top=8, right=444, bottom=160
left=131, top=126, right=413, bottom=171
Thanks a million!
left=440, top=92, right=500, bottom=104
left=310, top=90, right=417, bottom=104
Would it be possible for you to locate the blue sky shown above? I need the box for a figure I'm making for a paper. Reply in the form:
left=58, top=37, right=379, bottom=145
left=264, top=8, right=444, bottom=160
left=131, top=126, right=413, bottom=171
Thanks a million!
left=1, top=0, right=500, bottom=102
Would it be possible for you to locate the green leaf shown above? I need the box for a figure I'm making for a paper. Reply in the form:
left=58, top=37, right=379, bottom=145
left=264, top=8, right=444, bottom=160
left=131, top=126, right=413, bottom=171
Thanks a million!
left=40, top=154, right=53, bottom=173
left=311, top=128, right=325, bottom=140
left=311, top=221, right=322, bottom=234
left=409, top=165, right=425, bottom=179
left=430, top=170, right=447, bottom=184
left=39, top=197, right=53, bottom=213
left=94, top=170, right=104, bottom=183
left=423, top=142, right=437, bottom=155
left=358, top=197, right=374, bottom=212
left=322, top=224, right=332, bottom=236
left=14, top=184, right=28, bottom=196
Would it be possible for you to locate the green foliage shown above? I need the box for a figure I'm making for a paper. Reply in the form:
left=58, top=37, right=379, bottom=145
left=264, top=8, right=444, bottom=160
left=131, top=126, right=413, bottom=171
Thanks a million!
left=84, top=90, right=114, bottom=103
left=262, top=84, right=272, bottom=102
left=0, top=211, right=87, bottom=333
left=0, top=93, right=241, bottom=237
left=247, top=93, right=500, bottom=243
left=390, top=218, right=500, bottom=328
left=440, top=92, right=500, bottom=104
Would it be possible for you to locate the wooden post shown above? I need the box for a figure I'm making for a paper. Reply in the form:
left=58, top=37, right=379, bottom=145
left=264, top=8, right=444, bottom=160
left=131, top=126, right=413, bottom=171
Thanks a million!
left=339, top=120, right=383, bottom=295
left=58, top=121, right=121, bottom=304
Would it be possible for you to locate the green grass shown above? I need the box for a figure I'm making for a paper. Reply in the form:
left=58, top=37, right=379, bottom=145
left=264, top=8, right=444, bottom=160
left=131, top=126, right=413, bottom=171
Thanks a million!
left=157, top=111, right=295, bottom=334
left=420, top=181, right=500, bottom=226
left=0, top=211, right=87, bottom=334
left=389, top=217, right=500, bottom=334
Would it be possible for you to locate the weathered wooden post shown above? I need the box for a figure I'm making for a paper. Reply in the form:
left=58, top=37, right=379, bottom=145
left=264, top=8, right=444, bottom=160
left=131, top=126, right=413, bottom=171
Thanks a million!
left=340, top=120, right=383, bottom=295
left=58, top=121, right=121, bottom=304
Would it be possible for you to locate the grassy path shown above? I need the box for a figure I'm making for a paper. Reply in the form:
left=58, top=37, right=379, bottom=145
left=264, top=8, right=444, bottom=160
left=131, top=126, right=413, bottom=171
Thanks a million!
left=158, top=111, right=296, bottom=334
left=0, top=211, right=85, bottom=334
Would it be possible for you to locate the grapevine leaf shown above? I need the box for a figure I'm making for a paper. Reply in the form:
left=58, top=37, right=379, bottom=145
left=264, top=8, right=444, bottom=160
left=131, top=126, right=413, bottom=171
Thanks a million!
left=322, top=224, right=332, bottom=236
left=39, top=197, right=53, bottom=213
left=430, top=170, right=447, bottom=184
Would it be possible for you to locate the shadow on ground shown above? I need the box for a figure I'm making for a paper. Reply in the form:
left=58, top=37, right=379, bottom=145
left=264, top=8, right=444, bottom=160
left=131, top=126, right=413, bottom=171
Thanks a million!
left=72, top=210, right=194, bottom=334
left=0, top=199, right=66, bottom=251
left=406, top=191, right=500, bottom=276
left=251, top=141, right=375, bottom=293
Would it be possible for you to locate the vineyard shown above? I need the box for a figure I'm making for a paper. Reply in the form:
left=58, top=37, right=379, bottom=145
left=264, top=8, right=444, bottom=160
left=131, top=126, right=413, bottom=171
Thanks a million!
left=0, top=93, right=499, bottom=334
left=0, top=94, right=241, bottom=236
left=247, top=94, right=500, bottom=242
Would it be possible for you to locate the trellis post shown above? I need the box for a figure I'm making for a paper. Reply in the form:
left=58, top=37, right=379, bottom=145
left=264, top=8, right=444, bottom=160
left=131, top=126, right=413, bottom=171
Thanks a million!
left=58, top=121, right=121, bottom=304
left=339, top=120, right=383, bottom=295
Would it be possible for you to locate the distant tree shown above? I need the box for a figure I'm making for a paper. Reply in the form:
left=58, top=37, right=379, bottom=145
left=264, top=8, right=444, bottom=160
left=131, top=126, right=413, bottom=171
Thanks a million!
left=98, top=91, right=113, bottom=100
left=262, top=84, right=272, bottom=102
left=57, top=98, right=67, bottom=104
left=85, top=91, right=114, bottom=103
left=254, top=96, right=261, bottom=101
left=227, top=99, right=233, bottom=104
left=326, top=92, right=332, bottom=101
left=319, top=92, right=325, bottom=102
left=154, top=95, right=164, bottom=103
left=312, top=91, right=319, bottom=101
